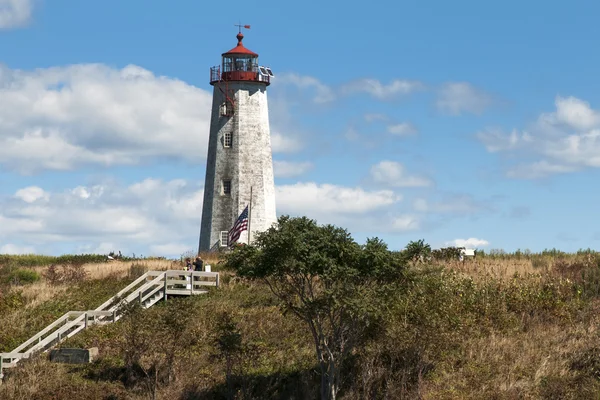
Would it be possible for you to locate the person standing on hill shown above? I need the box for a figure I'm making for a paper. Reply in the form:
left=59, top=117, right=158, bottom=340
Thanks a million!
left=193, top=256, right=204, bottom=271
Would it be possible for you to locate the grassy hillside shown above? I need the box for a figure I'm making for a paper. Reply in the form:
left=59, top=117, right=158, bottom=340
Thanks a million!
left=1, top=250, right=600, bottom=399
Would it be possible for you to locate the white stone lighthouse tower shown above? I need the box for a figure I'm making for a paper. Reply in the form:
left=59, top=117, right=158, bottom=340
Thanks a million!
left=198, top=27, right=277, bottom=252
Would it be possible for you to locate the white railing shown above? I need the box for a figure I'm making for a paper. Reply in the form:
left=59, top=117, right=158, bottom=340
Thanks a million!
left=0, top=270, right=219, bottom=380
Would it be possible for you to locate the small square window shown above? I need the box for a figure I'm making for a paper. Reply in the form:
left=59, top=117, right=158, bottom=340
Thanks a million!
left=224, top=132, right=232, bottom=148
left=220, top=231, right=228, bottom=247
left=222, top=180, right=231, bottom=195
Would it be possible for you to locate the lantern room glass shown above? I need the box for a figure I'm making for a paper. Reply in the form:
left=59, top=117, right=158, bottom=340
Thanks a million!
left=222, top=55, right=257, bottom=73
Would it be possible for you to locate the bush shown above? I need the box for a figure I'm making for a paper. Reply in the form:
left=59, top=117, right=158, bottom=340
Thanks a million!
left=42, top=263, right=88, bottom=286
left=128, top=263, right=148, bottom=279
left=5, top=268, right=40, bottom=285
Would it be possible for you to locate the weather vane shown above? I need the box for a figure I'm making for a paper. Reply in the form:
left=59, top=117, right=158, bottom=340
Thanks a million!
left=234, top=22, right=251, bottom=33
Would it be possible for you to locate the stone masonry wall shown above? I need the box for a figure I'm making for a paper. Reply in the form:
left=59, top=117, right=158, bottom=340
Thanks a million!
left=198, top=81, right=277, bottom=251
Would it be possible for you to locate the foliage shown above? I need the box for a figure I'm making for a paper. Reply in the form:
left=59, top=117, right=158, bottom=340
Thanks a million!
left=0, top=290, right=25, bottom=314
left=431, top=246, right=464, bottom=261
left=3, top=268, right=41, bottom=285
left=6, top=244, right=600, bottom=398
left=403, top=239, right=432, bottom=262
left=128, top=263, right=148, bottom=279
left=224, top=215, right=406, bottom=400
left=42, top=263, right=89, bottom=286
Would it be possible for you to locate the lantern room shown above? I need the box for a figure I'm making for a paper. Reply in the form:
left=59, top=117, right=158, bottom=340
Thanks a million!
left=210, top=31, right=273, bottom=86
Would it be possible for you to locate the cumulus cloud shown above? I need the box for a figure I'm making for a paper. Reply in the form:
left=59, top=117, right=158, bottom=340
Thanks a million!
left=0, top=243, right=36, bottom=255
left=436, top=82, right=493, bottom=115
left=341, top=78, right=423, bottom=100
left=275, top=182, right=418, bottom=233
left=369, top=161, right=432, bottom=188
left=539, top=96, right=600, bottom=131
left=364, top=113, right=388, bottom=122
left=413, top=194, right=493, bottom=216
left=270, top=132, right=304, bottom=153
left=0, top=0, right=33, bottom=29
left=14, top=186, right=49, bottom=203
left=476, top=96, right=600, bottom=178
left=446, top=238, right=490, bottom=248
left=273, top=160, right=313, bottom=178
left=1, top=177, right=427, bottom=256
left=0, top=178, right=204, bottom=257
left=277, top=73, right=422, bottom=103
left=387, top=122, right=418, bottom=136
left=149, top=243, right=191, bottom=257
left=0, top=63, right=215, bottom=173
left=391, top=215, right=421, bottom=231
left=276, top=182, right=400, bottom=215
left=276, top=73, right=336, bottom=103
left=476, top=128, right=533, bottom=153
left=506, top=161, right=578, bottom=179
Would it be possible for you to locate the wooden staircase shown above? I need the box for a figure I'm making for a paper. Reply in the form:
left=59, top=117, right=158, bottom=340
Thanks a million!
left=0, top=270, right=219, bottom=380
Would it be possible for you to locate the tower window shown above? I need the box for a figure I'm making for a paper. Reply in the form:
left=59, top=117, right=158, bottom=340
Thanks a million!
left=224, top=131, right=232, bottom=148
left=220, top=231, right=229, bottom=247
left=222, top=180, right=231, bottom=195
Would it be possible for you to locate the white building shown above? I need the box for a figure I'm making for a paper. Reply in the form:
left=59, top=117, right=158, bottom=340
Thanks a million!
left=198, top=28, right=277, bottom=252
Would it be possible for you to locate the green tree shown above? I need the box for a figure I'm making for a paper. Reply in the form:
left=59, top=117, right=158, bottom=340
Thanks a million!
left=224, top=216, right=406, bottom=400
left=404, top=239, right=432, bottom=263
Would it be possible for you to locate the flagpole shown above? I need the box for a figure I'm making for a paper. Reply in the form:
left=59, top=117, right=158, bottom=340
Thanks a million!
left=248, top=186, right=253, bottom=245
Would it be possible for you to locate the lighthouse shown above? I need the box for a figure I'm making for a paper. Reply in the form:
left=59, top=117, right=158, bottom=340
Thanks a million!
left=198, top=26, right=277, bottom=252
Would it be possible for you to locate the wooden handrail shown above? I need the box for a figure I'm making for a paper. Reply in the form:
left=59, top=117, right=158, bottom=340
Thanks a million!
left=1, top=269, right=219, bottom=380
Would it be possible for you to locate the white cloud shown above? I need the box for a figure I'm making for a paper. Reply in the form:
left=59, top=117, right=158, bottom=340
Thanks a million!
left=0, top=0, right=33, bottom=29
left=271, top=131, right=304, bottom=153
left=391, top=215, right=421, bottom=231
left=341, top=79, right=423, bottom=100
left=276, top=182, right=400, bottom=215
left=506, top=161, right=578, bottom=179
left=275, top=182, right=417, bottom=233
left=0, top=243, right=36, bottom=254
left=14, top=186, right=49, bottom=203
left=0, top=63, right=212, bottom=173
left=276, top=73, right=335, bottom=103
left=413, top=195, right=492, bottom=215
left=539, top=96, right=600, bottom=131
left=273, top=160, right=313, bottom=178
left=277, top=73, right=422, bottom=102
left=0, top=178, right=424, bottom=255
left=436, top=82, right=493, bottom=115
left=369, top=161, right=432, bottom=187
left=445, top=238, right=490, bottom=248
left=476, top=95, right=600, bottom=178
left=0, top=178, right=205, bottom=256
left=149, top=243, right=191, bottom=257
left=76, top=242, right=118, bottom=255
left=364, top=113, right=388, bottom=122
left=475, top=128, right=533, bottom=152
left=387, top=122, right=418, bottom=136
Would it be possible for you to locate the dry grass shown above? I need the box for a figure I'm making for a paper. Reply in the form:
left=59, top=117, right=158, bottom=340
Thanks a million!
left=442, top=258, right=539, bottom=280
left=3, top=252, right=600, bottom=398
left=19, top=281, right=68, bottom=308
left=423, top=307, right=600, bottom=399
left=81, top=259, right=176, bottom=280
left=440, top=254, right=598, bottom=282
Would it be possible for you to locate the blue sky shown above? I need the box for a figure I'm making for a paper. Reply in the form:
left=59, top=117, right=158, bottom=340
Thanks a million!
left=0, top=0, right=599, bottom=257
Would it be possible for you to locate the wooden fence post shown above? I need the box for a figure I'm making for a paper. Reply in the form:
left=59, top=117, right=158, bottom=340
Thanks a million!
left=164, top=277, right=168, bottom=301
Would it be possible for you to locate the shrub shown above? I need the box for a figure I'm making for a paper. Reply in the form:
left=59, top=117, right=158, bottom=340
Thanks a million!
left=128, top=263, right=148, bottom=279
left=42, top=263, right=88, bottom=286
left=5, top=268, right=40, bottom=285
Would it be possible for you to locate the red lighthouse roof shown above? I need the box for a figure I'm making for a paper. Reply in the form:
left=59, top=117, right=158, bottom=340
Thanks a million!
left=222, top=32, right=258, bottom=56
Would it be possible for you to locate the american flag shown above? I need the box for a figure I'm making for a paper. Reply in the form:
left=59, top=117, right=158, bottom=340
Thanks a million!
left=228, top=205, right=249, bottom=246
